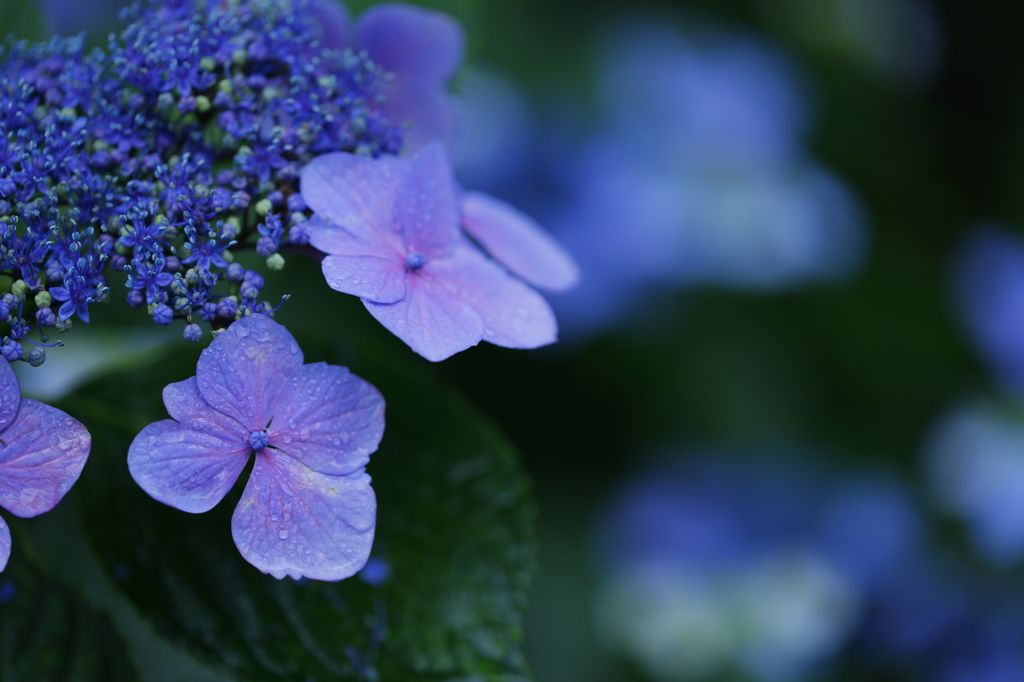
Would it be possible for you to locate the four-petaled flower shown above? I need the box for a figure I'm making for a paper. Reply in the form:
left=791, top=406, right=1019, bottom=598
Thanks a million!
left=0, top=359, right=91, bottom=572
left=301, top=141, right=574, bottom=361
left=127, top=313, right=385, bottom=581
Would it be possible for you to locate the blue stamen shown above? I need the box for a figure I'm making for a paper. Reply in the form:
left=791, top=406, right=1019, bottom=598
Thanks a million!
left=405, top=252, right=426, bottom=271
left=248, top=430, right=269, bottom=451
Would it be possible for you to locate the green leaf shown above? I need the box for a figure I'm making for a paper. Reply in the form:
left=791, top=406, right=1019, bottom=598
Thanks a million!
left=0, top=551, right=138, bottom=681
left=62, top=338, right=536, bottom=681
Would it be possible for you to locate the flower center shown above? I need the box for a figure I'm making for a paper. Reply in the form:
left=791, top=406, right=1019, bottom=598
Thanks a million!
left=248, top=430, right=269, bottom=451
left=405, top=252, right=426, bottom=271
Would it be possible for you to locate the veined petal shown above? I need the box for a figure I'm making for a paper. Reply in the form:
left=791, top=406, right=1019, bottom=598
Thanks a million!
left=461, top=190, right=581, bottom=292
left=321, top=254, right=407, bottom=304
left=307, top=216, right=399, bottom=262
left=357, top=3, right=464, bottom=85
left=232, top=454, right=376, bottom=581
left=0, top=516, right=9, bottom=572
left=163, top=377, right=248, bottom=443
left=364, top=268, right=483, bottom=361
left=397, top=142, right=459, bottom=259
left=269, top=363, right=385, bottom=476
left=0, top=360, right=19, bottom=433
left=300, top=152, right=406, bottom=251
left=127, top=420, right=250, bottom=514
left=433, top=243, right=558, bottom=350
left=196, top=314, right=304, bottom=430
left=0, top=400, right=90, bottom=518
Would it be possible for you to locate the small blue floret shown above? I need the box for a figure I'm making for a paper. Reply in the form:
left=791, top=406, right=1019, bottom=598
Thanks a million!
left=248, top=430, right=269, bottom=451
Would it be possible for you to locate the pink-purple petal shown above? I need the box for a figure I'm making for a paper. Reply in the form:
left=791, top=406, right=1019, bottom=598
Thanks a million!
left=232, top=454, right=376, bottom=581
left=0, top=399, right=90, bottom=518
left=433, top=243, right=558, bottom=350
left=364, top=270, right=483, bottom=361
left=0, top=516, right=8, bottom=572
left=321, top=254, right=407, bottom=304
left=461, top=190, right=581, bottom=292
left=0, top=360, right=19, bottom=433
left=300, top=152, right=407, bottom=250
left=269, top=363, right=385, bottom=476
left=397, top=142, right=459, bottom=258
left=356, top=3, right=464, bottom=85
left=196, top=314, right=304, bottom=430
left=127, top=420, right=251, bottom=514
left=306, top=216, right=399, bottom=261
left=163, top=377, right=248, bottom=443
left=382, top=82, right=458, bottom=155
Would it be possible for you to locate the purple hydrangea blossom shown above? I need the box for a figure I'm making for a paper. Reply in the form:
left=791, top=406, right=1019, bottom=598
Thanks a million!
left=127, top=314, right=384, bottom=581
left=0, top=359, right=91, bottom=572
left=301, top=142, right=561, bottom=361
left=313, top=1, right=464, bottom=154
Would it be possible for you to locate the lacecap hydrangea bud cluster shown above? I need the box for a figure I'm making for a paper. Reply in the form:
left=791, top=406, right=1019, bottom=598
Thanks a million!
left=0, top=0, right=403, bottom=364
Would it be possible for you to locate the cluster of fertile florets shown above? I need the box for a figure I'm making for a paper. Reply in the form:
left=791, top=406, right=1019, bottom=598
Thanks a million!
left=0, top=0, right=403, bottom=363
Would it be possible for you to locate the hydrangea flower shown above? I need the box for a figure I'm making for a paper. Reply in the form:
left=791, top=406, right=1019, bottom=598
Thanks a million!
left=301, top=142, right=570, bottom=361
left=127, top=314, right=384, bottom=581
left=312, top=1, right=464, bottom=154
left=594, top=457, right=922, bottom=682
left=925, top=400, right=1024, bottom=565
left=953, top=227, right=1024, bottom=394
left=546, top=24, right=865, bottom=333
left=0, top=359, right=91, bottom=572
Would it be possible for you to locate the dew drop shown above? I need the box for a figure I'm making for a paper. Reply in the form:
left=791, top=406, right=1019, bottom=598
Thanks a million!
left=278, top=530, right=288, bottom=539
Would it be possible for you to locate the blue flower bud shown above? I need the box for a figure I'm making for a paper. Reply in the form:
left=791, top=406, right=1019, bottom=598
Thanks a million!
left=153, top=304, right=174, bottom=325
left=256, top=236, right=277, bottom=257
left=216, top=297, right=238, bottom=318
left=198, top=302, right=218, bottom=321
left=1, top=340, right=23, bottom=362
left=243, top=270, right=265, bottom=289
left=288, top=223, right=309, bottom=246
left=26, top=347, right=45, bottom=367
left=35, top=307, right=56, bottom=327
left=183, top=323, right=203, bottom=343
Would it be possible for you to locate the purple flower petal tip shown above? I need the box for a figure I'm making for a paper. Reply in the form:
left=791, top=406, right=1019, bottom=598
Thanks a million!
left=356, top=3, right=464, bottom=155
left=0, top=368, right=91, bottom=572
left=306, top=146, right=561, bottom=361
left=356, top=3, right=465, bottom=86
left=0, top=517, right=9, bottom=573
left=233, top=458, right=376, bottom=581
left=0, top=360, right=20, bottom=434
left=127, top=314, right=385, bottom=581
left=0, top=399, right=91, bottom=519
left=461, top=191, right=581, bottom=292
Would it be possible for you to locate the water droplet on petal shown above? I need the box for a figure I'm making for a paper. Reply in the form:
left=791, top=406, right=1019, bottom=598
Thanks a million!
left=278, top=530, right=288, bottom=539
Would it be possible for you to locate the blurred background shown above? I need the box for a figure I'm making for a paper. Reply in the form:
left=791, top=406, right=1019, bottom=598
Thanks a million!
left=11, top=0, right=1024, bottom=680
